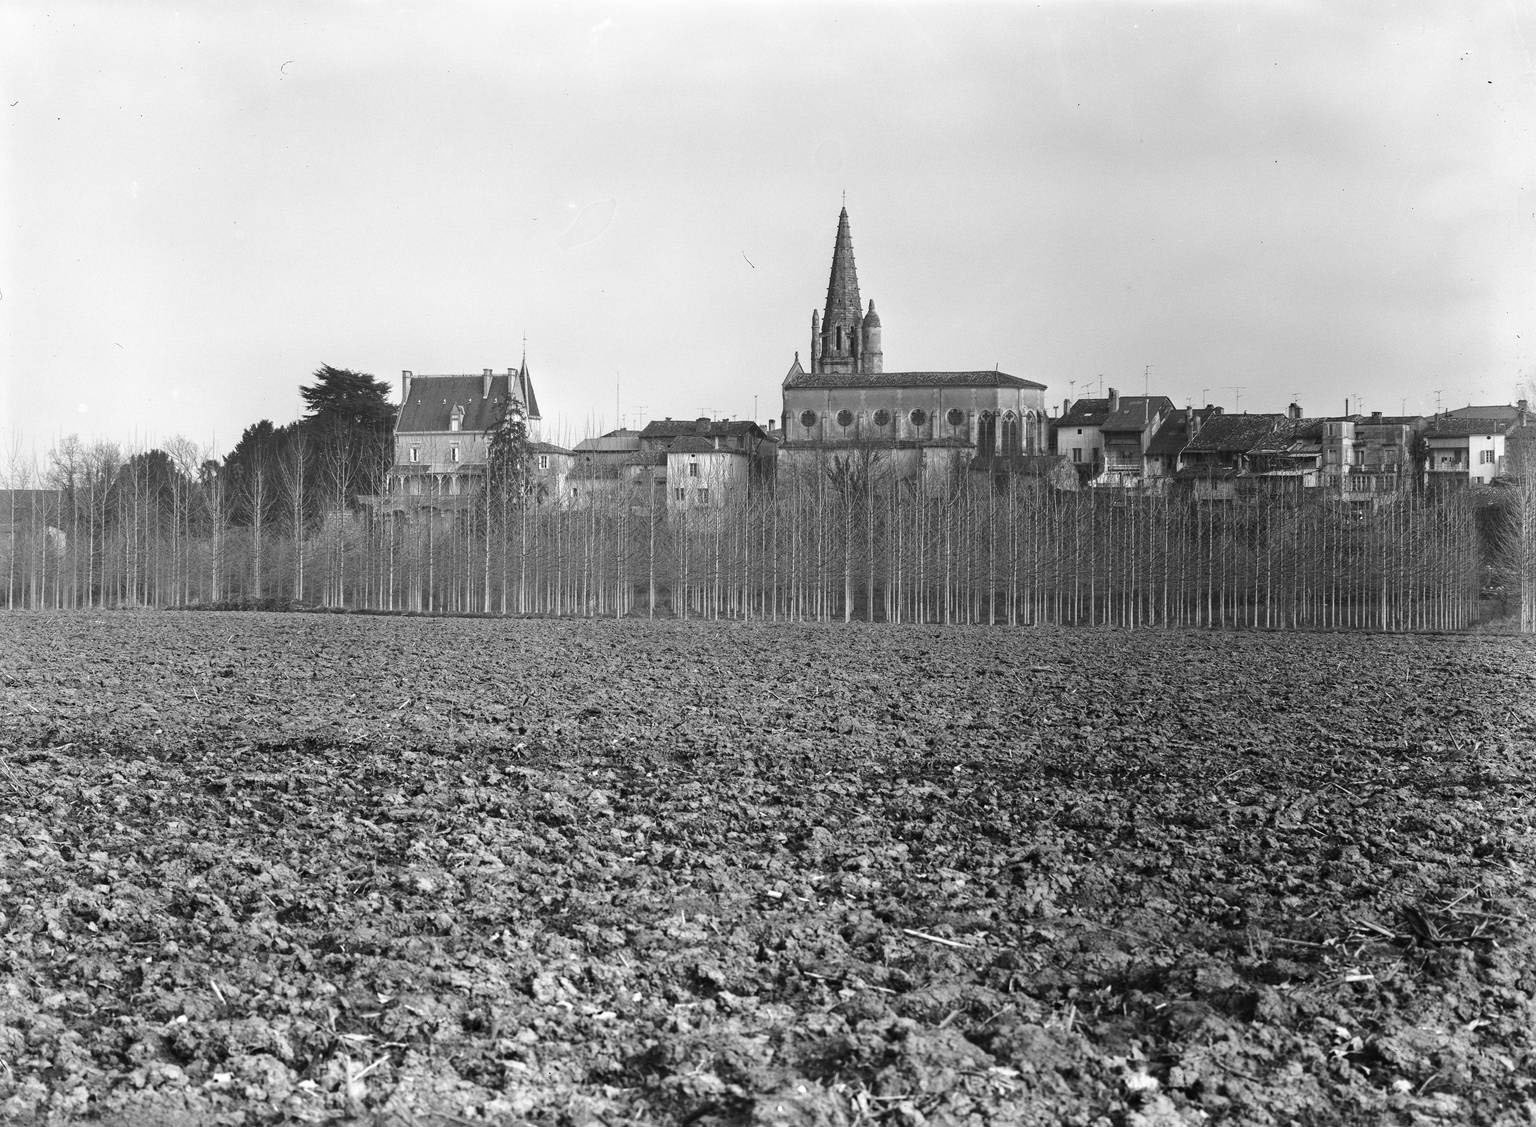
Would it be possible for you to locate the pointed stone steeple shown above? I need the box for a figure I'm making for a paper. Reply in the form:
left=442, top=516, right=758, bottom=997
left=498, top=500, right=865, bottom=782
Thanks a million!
left=814, top=206, right=869, bottom=375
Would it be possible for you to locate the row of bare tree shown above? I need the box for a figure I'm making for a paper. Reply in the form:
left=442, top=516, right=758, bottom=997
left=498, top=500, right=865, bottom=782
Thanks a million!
left=3, top=443, right=1507, bottom=630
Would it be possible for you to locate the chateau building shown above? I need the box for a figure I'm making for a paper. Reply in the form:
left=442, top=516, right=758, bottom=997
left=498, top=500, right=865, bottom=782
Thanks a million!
left=383, top=354, right=571, bottom=504
left=779, top=207, right=1049, bottom=482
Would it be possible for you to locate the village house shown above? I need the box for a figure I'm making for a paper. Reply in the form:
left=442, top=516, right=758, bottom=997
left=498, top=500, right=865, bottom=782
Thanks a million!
left=1423, top=410, right=1521, bottom=487
left=1247, top=408, right=1326, bottom=492
left=639, top=418, right=777, bottom=513
left=1143, top=406, right=1222, bottom=487
left=1052, top=391, right=1175, bottom=487
left=1172, top=413, right=1296, bottom=499
left=566, top=429, right=645, bottom=504
left=779, top=207, right=1049, bottom=486
left=563, top=419, right=776, bottom=511
left=1340, top=412, right=1424, bottom=494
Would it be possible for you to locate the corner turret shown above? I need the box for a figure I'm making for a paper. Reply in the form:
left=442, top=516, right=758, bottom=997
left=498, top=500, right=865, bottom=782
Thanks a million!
left=860, top=300, right=882, bottom=374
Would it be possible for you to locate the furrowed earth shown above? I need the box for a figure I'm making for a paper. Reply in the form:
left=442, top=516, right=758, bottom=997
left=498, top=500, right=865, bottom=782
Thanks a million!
left=2, top=612, right=1534, bottom=1126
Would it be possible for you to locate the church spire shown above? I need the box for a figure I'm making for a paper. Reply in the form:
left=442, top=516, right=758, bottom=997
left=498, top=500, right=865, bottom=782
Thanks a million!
left=814, top=205, right=869, bottom=374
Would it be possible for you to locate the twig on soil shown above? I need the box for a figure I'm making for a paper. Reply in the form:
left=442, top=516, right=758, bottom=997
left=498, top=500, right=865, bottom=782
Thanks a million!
left=354, top=1055, right=391, bottom=1081
left=806, top=971, right=896, bottom=995
left=209, top=979, right=226, bottom=1005
left=902, top=927, right=974, bottom=950
left=1353, top=918, right=1399, bottom=939
left=1211, top=1058, right=1263, bottom=1083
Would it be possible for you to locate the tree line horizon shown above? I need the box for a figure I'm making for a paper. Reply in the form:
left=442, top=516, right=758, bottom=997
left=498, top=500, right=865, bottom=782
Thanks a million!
left=3, top=364, right=1533, bottom=632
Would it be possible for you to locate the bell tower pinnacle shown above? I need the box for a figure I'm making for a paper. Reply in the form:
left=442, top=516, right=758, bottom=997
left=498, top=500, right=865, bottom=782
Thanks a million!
left=812, top=205, right=875, bottom=375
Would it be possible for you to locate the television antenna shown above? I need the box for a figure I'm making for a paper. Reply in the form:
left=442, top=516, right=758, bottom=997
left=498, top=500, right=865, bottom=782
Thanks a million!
left=1227, top=385, right=1246, bottom=412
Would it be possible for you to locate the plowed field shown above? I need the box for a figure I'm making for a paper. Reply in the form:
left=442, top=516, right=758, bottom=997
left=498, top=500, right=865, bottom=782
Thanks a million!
left=2, top=612, right=1534, bottom=1126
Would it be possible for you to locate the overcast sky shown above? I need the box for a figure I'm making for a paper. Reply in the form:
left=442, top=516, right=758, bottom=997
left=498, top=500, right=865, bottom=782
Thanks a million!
left=3, top=1, right=1533, bottom=456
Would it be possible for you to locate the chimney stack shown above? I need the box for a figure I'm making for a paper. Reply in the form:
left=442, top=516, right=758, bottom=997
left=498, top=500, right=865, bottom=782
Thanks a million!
left=1189, top=410, right=1202, bottom=439
left=1108, top=387, right=1120, bottom=412
left=1288, top=402, right=1302, bottom=421
left=402, top=370, right=413, bottom=402
left=1063, top=397, right=1070, bottom=415
left=483, top=368, right=493, bottom=398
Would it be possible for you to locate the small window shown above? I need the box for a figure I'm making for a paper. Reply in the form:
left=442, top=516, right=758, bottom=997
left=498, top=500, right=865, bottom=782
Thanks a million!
left=689, top=459, right=699, bottom=477
left=800, top=410, right=818, bottom=429
left=909, top=408, right=928, bottom=427
left=947, top=408, right=965, bottom=427
left=873, top=409, right=891, bottom=427
left=450, top=446, right=460, bottom=463
left=698, top=486, right=709, bottom=503
left=410, top=447, right=420, bottom=463
left=538, top=454, right=550, bottom=470
left=1480, top=449, right=1495, bottom=464
left=836, top=409, right=854, bottom=428
left=674, top=487, right=685, bottom=501
left=1072, top=447, right=1082, bottom=463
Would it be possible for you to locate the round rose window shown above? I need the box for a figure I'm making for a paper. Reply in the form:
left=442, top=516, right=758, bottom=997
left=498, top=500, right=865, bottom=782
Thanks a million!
left=909, top=408, right=928, bottom=427
left=800, top=410, right=818, bottom=428
left=947, top=408, right=966, bottom=427
left=872, top=409, right=891, bottom=427
left=836, top=409, right=854, bottom=427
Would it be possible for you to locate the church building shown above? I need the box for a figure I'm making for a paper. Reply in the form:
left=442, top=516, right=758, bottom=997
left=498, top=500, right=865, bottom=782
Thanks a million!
left=779, top=207, right=1049, bottom=482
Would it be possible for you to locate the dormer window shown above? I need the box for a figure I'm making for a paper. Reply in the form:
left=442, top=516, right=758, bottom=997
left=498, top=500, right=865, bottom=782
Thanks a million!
left=450, top=405, right=464, bottom=433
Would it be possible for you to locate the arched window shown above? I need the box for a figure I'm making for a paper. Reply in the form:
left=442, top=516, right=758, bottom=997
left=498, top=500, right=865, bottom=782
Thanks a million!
left=976, top=411, right=997, bottom=455
left=1001, top=412, right=1020, bottom=455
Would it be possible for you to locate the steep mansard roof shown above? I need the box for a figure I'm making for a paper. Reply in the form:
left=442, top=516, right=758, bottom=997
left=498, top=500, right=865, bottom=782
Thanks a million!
left=396, top=365, right=540, bottom=434
left=785, top=368, right=1045, bottom=391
